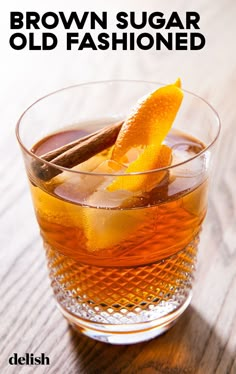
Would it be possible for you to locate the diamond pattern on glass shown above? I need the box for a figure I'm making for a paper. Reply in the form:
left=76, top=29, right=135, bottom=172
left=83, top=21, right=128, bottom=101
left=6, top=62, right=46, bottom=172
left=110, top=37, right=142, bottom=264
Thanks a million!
left=46, top=236, right=198, bottom=324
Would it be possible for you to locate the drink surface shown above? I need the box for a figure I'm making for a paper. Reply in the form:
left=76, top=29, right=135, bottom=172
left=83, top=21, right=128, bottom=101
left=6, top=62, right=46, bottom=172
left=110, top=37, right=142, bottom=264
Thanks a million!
left=30, top=121, right=208, bottom=268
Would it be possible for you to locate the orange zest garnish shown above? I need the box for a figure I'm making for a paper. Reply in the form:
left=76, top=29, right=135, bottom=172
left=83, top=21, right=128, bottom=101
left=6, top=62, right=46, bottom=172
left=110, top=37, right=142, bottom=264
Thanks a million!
left=108, top=79, right=183, bottom=192
left=108, top=144, right=172, bottom=192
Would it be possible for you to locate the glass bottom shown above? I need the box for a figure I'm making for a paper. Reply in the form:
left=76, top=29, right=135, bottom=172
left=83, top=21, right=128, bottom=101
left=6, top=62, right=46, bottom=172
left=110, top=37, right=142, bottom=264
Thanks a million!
left=46, top=236, right=198, bottom=344
left=58, top=292, right=192, bottom=344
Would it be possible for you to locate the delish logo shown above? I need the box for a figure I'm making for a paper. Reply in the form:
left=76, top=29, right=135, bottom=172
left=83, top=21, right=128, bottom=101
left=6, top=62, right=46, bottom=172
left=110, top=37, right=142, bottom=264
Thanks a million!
left=9, top=353, right=50, bottom=366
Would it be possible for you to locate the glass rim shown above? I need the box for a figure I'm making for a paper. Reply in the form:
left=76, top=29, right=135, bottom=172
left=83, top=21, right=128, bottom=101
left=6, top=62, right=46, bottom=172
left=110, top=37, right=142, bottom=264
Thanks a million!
left=16, top=79, right=221, bottom=177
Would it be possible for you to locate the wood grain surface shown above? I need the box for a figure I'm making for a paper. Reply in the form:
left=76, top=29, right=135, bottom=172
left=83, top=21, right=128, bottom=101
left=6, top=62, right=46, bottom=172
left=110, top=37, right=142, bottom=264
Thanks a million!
left=1, top=1, right=236, bottom=373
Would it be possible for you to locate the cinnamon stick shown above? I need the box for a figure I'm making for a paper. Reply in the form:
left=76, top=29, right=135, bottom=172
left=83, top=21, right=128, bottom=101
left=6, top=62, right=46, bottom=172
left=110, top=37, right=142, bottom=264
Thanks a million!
left=32, top=121, right=123, bottom=181
left=41, top=127, right=108, bottom=162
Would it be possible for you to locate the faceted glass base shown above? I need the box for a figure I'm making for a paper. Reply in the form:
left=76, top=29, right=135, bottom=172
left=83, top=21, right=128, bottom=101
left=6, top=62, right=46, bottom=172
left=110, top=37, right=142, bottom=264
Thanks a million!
left=59, top=293, right=192, bottom=344
left=46, top=236, right=198, bottom=343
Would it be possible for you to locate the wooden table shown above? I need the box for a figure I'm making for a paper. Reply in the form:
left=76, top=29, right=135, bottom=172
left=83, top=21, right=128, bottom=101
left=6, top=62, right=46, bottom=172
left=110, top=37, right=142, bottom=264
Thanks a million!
left=1, top=1, right=236, bottom=373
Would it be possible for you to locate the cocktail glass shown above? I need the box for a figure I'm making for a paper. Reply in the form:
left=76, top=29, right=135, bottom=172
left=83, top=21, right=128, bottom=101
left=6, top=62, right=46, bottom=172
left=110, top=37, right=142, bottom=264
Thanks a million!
left=16, top=81, right=220, bottom=344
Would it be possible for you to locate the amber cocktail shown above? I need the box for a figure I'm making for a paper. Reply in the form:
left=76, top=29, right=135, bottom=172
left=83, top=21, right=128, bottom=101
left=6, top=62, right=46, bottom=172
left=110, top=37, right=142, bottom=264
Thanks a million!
left=16, top=81, right=220, bottom=344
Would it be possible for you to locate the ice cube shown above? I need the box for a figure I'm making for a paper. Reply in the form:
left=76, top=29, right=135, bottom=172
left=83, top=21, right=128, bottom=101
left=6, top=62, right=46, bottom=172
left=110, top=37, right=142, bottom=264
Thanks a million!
left=53, top=171, right=93, bottom=203
left=171, top=142, right=208, bottom=179
left=168, top=150, right=209, bottom=196
left=88, top=189, right=133, bottom=209
left=83, top=197, right=144, bottom=251
left=82, top=161, right=143, bottom=250
left=93, top=159, right=125, bottom=174
left=53, top=159, right=126, bottom=204
left=171, top=142, right=203, bottom=165
left=82, top=160, right=131, bottom=208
